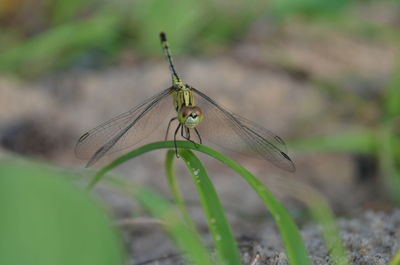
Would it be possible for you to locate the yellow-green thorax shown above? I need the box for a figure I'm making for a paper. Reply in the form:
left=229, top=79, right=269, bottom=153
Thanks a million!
left=172, top=77, right=203, bottom=128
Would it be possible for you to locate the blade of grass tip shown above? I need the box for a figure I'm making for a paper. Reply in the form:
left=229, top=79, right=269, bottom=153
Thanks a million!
left=268, top=176, right=349, bottom=264
left=179, top=149, right=242, bottom=265
left=309, top=200, right=350, bottom=265
left=226, top=164, right=311, bottom=265
left=379, top=123, right=400, bottom=204
left=165, top=150, right=196, bottom=228
left=390, top=250, right=400, bottom=265
left=384, top=64, right=400, bottom=120
left=90, top=141, right=311, bottom=265
left=107, top=178, right=215, bottom=265
left=135, top=189, right=215, bottom=265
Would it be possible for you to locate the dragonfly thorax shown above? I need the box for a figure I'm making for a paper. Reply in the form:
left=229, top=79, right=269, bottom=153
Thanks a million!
left=178, top=105, right=203, bottom=128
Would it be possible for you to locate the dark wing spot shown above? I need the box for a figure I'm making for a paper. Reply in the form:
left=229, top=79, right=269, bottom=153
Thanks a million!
left=281, top=151, right=296, bottom=172
left=78, top=132, right=90, bottom=142
left=280, top=151, right=292, bottom=161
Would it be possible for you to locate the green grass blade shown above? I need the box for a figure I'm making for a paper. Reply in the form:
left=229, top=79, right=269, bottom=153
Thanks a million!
left=179, top=149, right=242, bottom=265
left=284, top=181, right=350, bottom=264
left=0, top=160, right=124, bottom=265
left=134, top=188, right=215, bottom=265
left=219, top=160, right=312, bottom=265
left=390, top=251, right=400, bottom=265
left=378, top=123, right=400, bottom=204
left=384, top=64, right=400, bottom=120
left=165, top=150, right=195, bottom=227
left=89, top=141, right=311, bottom=265
left=309, top=200, right=350, bottom=265
left=108, top=178, right=215, bottom=265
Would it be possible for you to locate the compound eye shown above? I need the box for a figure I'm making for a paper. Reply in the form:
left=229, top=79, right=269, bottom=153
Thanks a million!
left=181, top=106, right=191, bottom=118
left=192, top=106, right=202, bottom=116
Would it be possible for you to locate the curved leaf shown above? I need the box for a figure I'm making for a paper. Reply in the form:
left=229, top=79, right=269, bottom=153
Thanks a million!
left=179, top=149, right=241, bottom=265
left=88, top=141, right=311, bottom=265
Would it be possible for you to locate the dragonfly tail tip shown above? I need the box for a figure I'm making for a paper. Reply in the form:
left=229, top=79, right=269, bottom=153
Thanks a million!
left=160, top=32, right=167, bottom=42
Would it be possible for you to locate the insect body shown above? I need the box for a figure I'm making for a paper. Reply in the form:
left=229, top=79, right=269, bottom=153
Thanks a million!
left=75, top=32, right=295, bottom=172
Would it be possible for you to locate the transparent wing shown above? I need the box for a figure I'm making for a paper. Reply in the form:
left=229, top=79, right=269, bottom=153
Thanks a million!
left=231, top=113, right=288, bottom=153
left=75, top=88, right=172, bottom=166
left=192, top=87, right=295, bottom=172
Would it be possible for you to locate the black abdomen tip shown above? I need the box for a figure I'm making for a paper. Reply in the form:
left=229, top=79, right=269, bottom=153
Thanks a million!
left=160, top=32, right=167, bottom=42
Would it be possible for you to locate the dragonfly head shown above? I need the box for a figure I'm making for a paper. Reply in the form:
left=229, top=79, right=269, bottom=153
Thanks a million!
left=179, top=106, right=203, bottom=128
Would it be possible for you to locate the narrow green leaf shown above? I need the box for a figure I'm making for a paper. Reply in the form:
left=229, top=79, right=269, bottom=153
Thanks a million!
left=0, top=159, right=124, bottom=265
left=309, top=200, right=350, bottom=265
left=384, top=64, right=400, bottom=120
left=108, top=179, right=214, bottom=265
left=378, top=123, right=400, bottom=204
left=179, top=149, right=241, bottom=265
left=165, top=150, right=195, bottom=227
left=219, top=158, right=312, bottom=265
left=390, top=251, right=400, bottom=265
left=89, top=141, right=311, bottom=265
left=135, top=189, right=214, bottom=265
left=289, top=184, right=350, bottom=265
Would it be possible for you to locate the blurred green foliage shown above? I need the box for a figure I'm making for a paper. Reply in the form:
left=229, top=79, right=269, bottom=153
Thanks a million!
left=270, top=0, right=351, bottom=18
left=390, top=251, right=400, bottom=265
left=0, top=0, right=382, bottom=77
left=0, top=0, right=263, bottom=76
left=91, top=141, right=331, bottom=265
left=0, top=0, right=399, bottom=202
left=0, top=159, right=124, bottom=265
left=292, top=64, right=400, bottom=204
left=0, top=0, right=398, bottom=262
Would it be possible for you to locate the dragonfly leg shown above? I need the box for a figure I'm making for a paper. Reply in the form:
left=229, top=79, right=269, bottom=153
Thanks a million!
left=185, top=127, right=190, bottom=140
left=187, top=128, right=200, bottom=148
left=181, top=126, right=198, bottom=148
left=174, top=123, right=182, bottom=158
left=165, top=117, right=177, bottom=140
left=194, top=128, right=202, bottom=144
left=180, top=124, right=185, bottom=138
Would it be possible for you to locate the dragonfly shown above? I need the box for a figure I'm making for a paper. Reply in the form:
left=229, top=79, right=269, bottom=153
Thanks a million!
left=75, top=32, right=295, bottom=172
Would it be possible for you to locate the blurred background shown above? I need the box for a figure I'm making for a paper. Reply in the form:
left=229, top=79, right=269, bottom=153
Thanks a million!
left=0, top=0, right=399, bottom=263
